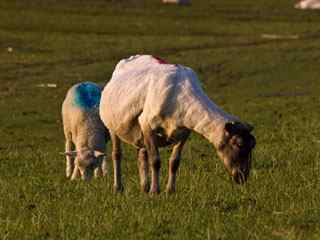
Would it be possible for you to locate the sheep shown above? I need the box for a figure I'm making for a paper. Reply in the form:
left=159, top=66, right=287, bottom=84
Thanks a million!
left=295, top=0, right=320, bottom=9
left=62, top=82, right=109, bottom=181
left=100, top=55, right=256, bottom=193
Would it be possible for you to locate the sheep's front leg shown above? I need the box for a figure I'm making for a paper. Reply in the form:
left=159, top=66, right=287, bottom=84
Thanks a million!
left=143, top=126, right=161, bottom=194
left=111, top=133, right=123, bottom=192
left=65, top=139, right=75, bottom=178
left=166, top=139, right=187, bottom=193
left=138, top=148, right=149, bottom=193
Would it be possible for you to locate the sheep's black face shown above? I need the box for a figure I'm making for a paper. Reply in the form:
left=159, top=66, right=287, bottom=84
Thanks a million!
left=217, top=122, right=256, bottom=184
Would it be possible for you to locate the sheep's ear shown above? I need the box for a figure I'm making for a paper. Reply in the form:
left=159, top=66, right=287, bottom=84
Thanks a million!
left=94, top=150, right=106, bottom=158
left=243, top=122, right=254, bottom=132
left=60, top=151, right=78, bottom=157
left=225, top=121, right=254, bottom=134
left=224, top=121, right=238, bottom=134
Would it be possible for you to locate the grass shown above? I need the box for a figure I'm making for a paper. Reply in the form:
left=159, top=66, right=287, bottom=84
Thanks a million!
left=1, top=0, right=320, bottom=239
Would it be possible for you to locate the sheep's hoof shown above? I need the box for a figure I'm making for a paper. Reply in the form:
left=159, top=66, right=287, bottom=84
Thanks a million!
left=165, top=187, right=176, bottom=194
left=141, top=183, right=150, bottom=193
left=113, top=185, right=124, bottom=193
left=149, top=187, right=160, bottom=195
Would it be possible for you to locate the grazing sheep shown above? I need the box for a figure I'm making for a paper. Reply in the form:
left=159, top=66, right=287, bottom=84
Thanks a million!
left=62, top=82, right=109, bottom=181
left=295, top=0, right=320, bottom=9
left=100, top=55, right=256, bottom=193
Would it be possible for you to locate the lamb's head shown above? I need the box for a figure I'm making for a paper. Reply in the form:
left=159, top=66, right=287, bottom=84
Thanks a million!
left=64, top=149, right=106, bottom=181
left=217, top=122, right=256, bottom=184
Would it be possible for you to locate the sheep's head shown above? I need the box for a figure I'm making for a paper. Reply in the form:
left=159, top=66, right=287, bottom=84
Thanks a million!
left=64, top=149, right=106, bottom=181
left=217, top=122, right=256, bottom=184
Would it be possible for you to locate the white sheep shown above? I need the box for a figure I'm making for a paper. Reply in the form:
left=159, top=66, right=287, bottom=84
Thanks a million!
left=295, top=0, right=320, bottom=9
left=62, top=82, right=109, bottom=181
left=100, top=55, right=256, bottom=193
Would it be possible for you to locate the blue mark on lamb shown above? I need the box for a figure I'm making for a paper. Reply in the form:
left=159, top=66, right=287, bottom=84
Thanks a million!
left=73, top=82, right=101, bottom=109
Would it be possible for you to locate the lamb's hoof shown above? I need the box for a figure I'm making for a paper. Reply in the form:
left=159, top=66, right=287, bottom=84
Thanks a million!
left=113, top=185, right=124, bottom=193
left=66, top=170, right=72, bottom=179
left=102, top=170, right=108, bottom=177
left=94, top=169, right=103, bottom=178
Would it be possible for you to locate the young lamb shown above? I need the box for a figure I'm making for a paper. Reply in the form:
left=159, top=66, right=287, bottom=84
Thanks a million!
left=100, top=55, right=256, bottom=193
left=295, top=0, right=320, bottom=9
left=62, top=82, right=109, bottom=181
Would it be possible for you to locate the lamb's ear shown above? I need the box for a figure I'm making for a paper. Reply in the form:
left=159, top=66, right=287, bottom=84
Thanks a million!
left=94, top=150, right=106, bottom=158
left=60, top=151, right=78, bottom=157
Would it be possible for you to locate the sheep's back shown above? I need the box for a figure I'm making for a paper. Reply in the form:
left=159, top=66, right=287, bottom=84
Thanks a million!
left=100, top=55, right=195, bottom=147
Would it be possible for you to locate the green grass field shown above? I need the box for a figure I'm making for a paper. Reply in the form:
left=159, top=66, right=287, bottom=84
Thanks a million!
left=1, top=0, right=320, bottom=239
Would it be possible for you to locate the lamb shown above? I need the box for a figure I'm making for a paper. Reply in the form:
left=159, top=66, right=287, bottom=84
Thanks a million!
left=100, top=55, right=256, bottom=193
left=62, top=82, right=109, bottom=181
left=295, top=0, right=320, bottom=9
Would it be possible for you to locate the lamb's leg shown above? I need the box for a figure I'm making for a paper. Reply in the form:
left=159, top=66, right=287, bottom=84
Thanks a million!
left=94, top=166, right=103, bottom=178
left=111, top=133, right=123, bottom=192
left=65, top=139, right=74, bottom=178
left=101, top=156, right=108, bottom=176
left=142, top=126, right=161, bottom=194
left=138, top=148, right=149, bottom=193
left=71, top=166, right=80, bottom=180
left=166, top=139, right=188, bottom=193
left=94, top=156, right=107, bottom=178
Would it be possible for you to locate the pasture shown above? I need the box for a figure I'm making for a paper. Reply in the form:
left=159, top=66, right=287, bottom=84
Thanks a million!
left=1, top=0, right=320, bottom=239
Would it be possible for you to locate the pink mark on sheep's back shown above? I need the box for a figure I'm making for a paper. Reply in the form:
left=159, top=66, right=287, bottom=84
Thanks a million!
left=153, top=56, right=169, bottom=64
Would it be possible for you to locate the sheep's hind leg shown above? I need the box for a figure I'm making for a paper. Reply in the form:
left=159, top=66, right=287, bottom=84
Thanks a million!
left=138, top=148, right=149, bottom=193
left=111, top=133, right=123, bottom=192
left=65, top=139, right=75, bottom=178
left=166, top=138, right=188, bottom=194
left=142, top=125, right=161, bottom=194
